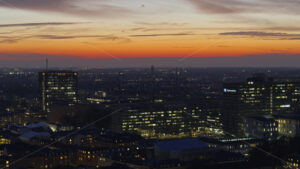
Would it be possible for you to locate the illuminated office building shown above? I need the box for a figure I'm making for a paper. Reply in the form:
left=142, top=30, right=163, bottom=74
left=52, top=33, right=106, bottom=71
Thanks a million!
left=223, top=74, right=300, bottom=136
left=39, top=71, right=78, bottom=112
left=111, top=104, right=223, bottom=139
left=112, top=108, right=189, bottom=139
left=112, top=105, right=197, bottom=139
left=223, top=75, right=270, bottom=136
left=274, top=114, right=300, bottom=138
left=270, top=78, right=300, bottom=113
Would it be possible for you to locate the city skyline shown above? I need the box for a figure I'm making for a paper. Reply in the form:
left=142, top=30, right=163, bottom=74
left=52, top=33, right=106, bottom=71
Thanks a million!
left=1, top=0, right=300, bottom=67
left=1, top=67, right=300, bottom=168
left=1, top=2, right=300, bottom=168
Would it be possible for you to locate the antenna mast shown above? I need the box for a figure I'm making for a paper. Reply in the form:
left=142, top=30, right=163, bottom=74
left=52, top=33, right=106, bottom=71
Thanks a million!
left=46, top=57, right=48, bottom=71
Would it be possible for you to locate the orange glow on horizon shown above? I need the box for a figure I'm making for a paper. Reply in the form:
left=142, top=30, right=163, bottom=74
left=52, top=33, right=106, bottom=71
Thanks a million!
left=1, top=36, right=300, bottom=60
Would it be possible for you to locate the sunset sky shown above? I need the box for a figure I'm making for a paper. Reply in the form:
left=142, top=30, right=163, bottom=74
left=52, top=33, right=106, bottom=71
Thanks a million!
left=1, top=0, right=300, bottom=67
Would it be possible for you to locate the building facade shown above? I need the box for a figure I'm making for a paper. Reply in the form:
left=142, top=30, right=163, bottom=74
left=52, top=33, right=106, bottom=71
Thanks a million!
left=274, top=114, right=300, bottom=138
left=39, top=71, right=78, bottom=113
left=111, top=104, right=222, bottom=139
left=243, top=116, right=278, bottom=140
left=223, top=74, right=300, bottom=136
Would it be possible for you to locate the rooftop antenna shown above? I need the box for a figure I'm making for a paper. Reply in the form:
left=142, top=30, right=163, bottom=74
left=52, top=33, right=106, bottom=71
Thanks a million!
left=46, top=57, right=48, bottom=71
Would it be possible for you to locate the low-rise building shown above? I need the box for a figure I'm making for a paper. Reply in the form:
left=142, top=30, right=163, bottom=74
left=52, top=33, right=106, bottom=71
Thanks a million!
left=274, top=113, right=300, bottom=138
left=243, top=115, right=278, bottom=140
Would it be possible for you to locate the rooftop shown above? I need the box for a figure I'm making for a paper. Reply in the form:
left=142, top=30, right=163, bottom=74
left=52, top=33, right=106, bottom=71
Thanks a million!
left=155, top=139, right=208, bottom=151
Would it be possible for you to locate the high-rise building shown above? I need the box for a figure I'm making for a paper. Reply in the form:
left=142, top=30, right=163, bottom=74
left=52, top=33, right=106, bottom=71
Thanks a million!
left=222, top=75, right=270, bottom=136
left=222, top=74, right=300, bottom=136
left=39, top=71, right=78, bottom=112
left=270, top=78, right=300, bottom=114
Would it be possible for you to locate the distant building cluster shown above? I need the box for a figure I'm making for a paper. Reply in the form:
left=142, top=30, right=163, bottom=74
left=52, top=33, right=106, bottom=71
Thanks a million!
left=0, top=68, right=300, bottom=168
left=223, top=74, right=300, bottom=136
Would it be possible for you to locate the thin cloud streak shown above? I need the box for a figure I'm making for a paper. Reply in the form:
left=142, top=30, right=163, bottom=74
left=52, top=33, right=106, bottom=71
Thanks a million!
left=0, top=34, right=131, bottom=44
left=188, top=0, right=255, bottom=14
left=219, top=31, right=300, bottom=40
left=187, top=0, right=300, bottom=15
left=135, top=22, right=189, bottom=26
left=35, top=35, right=126, bottom=40
left=0, top=39, right=19, bottom=43
left=0, top=22, right=83, bottom=28
left=130, top=32, right=195, bottom=37
left=220, top=31, right=300, bottom=37
left=0, top=0, right=132, bottom=17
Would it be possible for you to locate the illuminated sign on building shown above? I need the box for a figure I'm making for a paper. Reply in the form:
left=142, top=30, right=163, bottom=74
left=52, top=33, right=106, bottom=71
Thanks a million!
left=224, top=88, right=237, bottom=93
